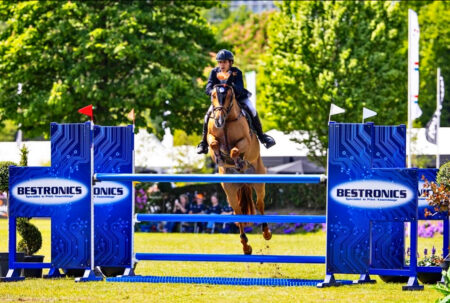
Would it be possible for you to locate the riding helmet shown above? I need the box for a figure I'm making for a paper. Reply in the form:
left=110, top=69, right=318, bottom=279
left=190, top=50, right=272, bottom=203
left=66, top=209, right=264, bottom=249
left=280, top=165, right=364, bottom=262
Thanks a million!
left=216, top=49, right=234, bottom=62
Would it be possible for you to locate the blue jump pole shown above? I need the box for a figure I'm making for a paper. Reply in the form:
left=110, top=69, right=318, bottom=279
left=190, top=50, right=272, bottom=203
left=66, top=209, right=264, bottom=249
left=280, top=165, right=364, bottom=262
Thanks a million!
left=95, top=173, right=326, bottom=184
left=135, top=253, right=325, bottom=264
left=136, top=214, right=326, bottom=224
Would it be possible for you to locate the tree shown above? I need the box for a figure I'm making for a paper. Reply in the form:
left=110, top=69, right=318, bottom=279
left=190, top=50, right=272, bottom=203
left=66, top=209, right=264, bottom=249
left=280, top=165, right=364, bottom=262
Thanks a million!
left=260, top=1, right=411, bottom=165
left=212, top=9, right=277, bottom=129
left=413, top=1, right=450, bottom=127
left=0, top=1, right=218, bottom=139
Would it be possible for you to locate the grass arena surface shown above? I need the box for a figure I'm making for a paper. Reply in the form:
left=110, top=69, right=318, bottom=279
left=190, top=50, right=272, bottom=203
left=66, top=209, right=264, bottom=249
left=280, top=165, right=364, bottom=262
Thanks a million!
left=0, top=219, right=443, bottom=302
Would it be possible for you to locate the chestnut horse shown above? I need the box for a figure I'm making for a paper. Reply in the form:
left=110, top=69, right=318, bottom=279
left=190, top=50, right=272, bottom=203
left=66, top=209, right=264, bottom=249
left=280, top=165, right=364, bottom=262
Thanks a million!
left=207, top=73, right=271, bottom=255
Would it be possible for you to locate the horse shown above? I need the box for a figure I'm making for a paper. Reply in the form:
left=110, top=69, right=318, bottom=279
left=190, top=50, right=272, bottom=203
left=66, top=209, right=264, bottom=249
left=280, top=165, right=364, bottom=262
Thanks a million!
left=206, top=72, right=272, bottom=255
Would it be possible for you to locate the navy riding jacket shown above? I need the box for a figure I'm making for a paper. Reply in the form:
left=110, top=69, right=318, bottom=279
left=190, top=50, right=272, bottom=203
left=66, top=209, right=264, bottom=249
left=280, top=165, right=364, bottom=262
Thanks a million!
left=205, top=66, right=251, bottom=102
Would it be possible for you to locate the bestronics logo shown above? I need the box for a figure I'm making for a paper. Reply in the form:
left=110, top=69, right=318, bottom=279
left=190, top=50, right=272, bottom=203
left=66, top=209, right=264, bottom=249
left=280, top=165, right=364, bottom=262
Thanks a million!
left=93, top=181, right=129, bottom=204
left=331, top=180, right=414, bottom=208
left=12, top=178, right=88, bottom=204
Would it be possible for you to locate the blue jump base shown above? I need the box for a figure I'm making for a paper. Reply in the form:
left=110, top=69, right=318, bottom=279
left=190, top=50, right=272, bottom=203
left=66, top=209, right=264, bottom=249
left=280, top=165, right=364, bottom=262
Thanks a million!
left=107, top=275, right=353, bottom=287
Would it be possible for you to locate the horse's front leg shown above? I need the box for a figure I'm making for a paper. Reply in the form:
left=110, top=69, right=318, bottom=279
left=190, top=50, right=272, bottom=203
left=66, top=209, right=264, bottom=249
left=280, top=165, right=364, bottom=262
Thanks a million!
left=223, top=183, right=252, bottom=255
left=230, top=137, right=247, bottom=171
left=208, top=134, right=224, bottom=166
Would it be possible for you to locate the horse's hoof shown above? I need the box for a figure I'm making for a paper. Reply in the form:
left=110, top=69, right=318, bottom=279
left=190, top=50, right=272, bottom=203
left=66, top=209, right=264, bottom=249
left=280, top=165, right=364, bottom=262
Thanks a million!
left=243, top=245, right=252, bottom=255
left=263, top=230, right=272, bottom=241
left=263, top=227, right=272, bottom=240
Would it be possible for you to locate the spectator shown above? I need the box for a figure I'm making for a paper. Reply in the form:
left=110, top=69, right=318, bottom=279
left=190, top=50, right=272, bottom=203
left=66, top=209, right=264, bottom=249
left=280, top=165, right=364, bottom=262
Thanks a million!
left=189, top=193, right=207, bottom=232
left=221, top=200, right=239, bottom=234
left=164, top=194, right=189, bottom=233
left=206, top=193, right=222, bottom=233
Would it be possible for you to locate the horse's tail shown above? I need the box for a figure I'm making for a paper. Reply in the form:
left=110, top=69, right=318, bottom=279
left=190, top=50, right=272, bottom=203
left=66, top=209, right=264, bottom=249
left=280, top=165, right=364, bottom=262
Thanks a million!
left=237, top=185, right=256, bottom=216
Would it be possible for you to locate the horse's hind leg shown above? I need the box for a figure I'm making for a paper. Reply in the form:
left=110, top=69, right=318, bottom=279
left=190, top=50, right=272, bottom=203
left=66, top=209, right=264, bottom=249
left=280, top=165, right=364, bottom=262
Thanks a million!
left=253, top=183, right=272, bottom=241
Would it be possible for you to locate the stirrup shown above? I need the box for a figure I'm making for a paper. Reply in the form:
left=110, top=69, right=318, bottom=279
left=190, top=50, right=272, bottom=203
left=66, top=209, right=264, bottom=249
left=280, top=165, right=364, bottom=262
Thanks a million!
left=197, top=142, right=209, bottom=154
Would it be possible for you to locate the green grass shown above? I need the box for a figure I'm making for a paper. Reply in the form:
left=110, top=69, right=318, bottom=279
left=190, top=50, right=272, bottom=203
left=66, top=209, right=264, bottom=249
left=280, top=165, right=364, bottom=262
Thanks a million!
left=0, top=219, right=444, bottom=302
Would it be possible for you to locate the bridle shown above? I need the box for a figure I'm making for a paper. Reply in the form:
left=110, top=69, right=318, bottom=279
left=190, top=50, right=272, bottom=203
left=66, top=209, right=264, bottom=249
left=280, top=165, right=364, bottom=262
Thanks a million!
left=212, top=84, right=234, bottom=120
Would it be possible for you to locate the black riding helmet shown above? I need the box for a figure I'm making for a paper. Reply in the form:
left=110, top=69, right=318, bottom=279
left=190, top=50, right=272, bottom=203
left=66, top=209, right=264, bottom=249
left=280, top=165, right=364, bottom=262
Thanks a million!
left=216, top=49, right=234, bottom=63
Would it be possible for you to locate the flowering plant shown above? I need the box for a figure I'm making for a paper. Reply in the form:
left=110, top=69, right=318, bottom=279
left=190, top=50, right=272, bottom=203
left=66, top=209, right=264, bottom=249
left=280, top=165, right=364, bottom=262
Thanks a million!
left=422, top=162, right=450, bottom=217
left=135, top=183, right=162, bottom=214
left=406, top=246, right=444, bottom=266
left=418, top=221, right=444, bottom=238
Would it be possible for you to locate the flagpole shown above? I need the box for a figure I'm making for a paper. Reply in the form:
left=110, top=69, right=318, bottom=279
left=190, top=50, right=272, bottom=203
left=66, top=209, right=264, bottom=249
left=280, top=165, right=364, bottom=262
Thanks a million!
left=436, top=68, right=440, bottom=168
left=407, top=10, right=412, bottom=168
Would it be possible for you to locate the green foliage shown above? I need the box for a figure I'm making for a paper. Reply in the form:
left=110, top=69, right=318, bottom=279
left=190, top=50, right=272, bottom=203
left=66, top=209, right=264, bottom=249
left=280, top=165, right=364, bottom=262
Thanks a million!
left=437, top=161, right=450, bottom=190
left=0, top=1, right=219, bottom=139
left=173, top=129, right=202, bottom=146
left=412, top=1, right=450, bottom=128
left=221, top=11, right=271, bottom=72
left=0, top=120, right=18, bottom=141
left=16, top=218, right=42, bottom=256
left=260, top=1, right=409, bottom=165
left=434, top=270, right=450, bottom=303
left=19, top=144, right=29, bottom=167
left=0, top=161, right=17, bottom=193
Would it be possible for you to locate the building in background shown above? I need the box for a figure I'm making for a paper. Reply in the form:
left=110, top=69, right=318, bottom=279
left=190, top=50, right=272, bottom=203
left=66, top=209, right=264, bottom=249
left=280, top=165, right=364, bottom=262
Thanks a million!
left=228, top=1, right=277, bottom=13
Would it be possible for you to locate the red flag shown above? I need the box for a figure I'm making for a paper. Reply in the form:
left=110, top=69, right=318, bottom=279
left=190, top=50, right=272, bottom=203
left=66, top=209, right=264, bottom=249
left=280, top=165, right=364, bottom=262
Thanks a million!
left=78, top=104, right=93, bottom=120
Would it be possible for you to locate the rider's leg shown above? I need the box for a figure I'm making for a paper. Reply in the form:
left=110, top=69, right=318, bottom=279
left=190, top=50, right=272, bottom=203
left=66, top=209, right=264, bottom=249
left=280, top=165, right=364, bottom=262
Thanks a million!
left=196, top=105, right=213, bottom=154
left=239, top=98, right=276, bottom=149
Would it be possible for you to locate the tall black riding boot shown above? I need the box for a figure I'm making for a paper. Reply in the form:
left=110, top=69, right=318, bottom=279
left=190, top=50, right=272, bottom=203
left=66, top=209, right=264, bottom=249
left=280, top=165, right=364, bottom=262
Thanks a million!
left=252, top=114, right=276, bottom=149
left=196, top=112, right=210, bottom=154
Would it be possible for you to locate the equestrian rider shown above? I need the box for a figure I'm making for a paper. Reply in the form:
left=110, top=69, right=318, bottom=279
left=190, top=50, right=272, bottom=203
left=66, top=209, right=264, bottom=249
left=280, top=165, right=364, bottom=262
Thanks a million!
left=196, top=49, right=276, bottom=154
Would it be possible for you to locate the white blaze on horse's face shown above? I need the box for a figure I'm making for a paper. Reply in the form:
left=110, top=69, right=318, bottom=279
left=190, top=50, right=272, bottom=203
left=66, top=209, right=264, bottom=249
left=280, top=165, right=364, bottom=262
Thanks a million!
left=212, top=86, right=233, bottom=129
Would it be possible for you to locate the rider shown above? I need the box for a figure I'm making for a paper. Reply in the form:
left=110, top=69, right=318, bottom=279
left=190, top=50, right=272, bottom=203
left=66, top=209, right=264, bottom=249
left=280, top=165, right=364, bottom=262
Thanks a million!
left=196, top=49, right=276, bottom=154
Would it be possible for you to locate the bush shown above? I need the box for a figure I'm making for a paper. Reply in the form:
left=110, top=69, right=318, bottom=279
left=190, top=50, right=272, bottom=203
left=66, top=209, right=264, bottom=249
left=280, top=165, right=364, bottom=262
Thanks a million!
left=19, top=145, right=29, bottom=167
left=17, top=218, right=42, bottom=256
left=0, top=161, right=17, bottom=193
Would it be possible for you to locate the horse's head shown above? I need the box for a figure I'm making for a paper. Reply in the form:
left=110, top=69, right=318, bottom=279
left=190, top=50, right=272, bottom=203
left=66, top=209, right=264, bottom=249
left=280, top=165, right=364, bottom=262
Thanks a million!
left=211, top=81, right=234, bottom=129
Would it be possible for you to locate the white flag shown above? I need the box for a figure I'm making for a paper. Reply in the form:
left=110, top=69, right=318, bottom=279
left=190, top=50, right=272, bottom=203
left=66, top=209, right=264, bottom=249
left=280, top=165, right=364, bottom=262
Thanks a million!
left=15, top=129, right=22, bottom=147
left=425, top=114, right=438, bottom=144
left=245, top=71, right=256, bottom=108
left=362, top=107, right=377, bottom=122
left=329, top=103, right=345, bottom=116
left=409, top=9, right=422, bottom=120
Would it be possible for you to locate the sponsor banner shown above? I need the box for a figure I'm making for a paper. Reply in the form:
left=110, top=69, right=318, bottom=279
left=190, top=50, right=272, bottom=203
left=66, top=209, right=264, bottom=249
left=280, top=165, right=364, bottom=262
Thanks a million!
left=11, top=178, right=88, bottom=205
left=331, top=180, right=413, bottom=209
left=93, top=181, right=130, bottom=204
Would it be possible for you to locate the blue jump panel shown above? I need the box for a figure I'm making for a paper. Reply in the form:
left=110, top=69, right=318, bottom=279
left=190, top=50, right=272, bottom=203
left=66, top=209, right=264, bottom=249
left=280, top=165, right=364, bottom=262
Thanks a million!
left=107, top=275, right=353, bottom=287
left=93, top=125, right=134, bottom=268
left=8, top=122, right=93, bottom=270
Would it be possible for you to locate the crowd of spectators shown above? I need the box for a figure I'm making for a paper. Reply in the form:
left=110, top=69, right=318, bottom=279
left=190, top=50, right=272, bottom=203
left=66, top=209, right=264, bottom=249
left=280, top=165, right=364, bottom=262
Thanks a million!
left=162, top=192, right=239, bottom=234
